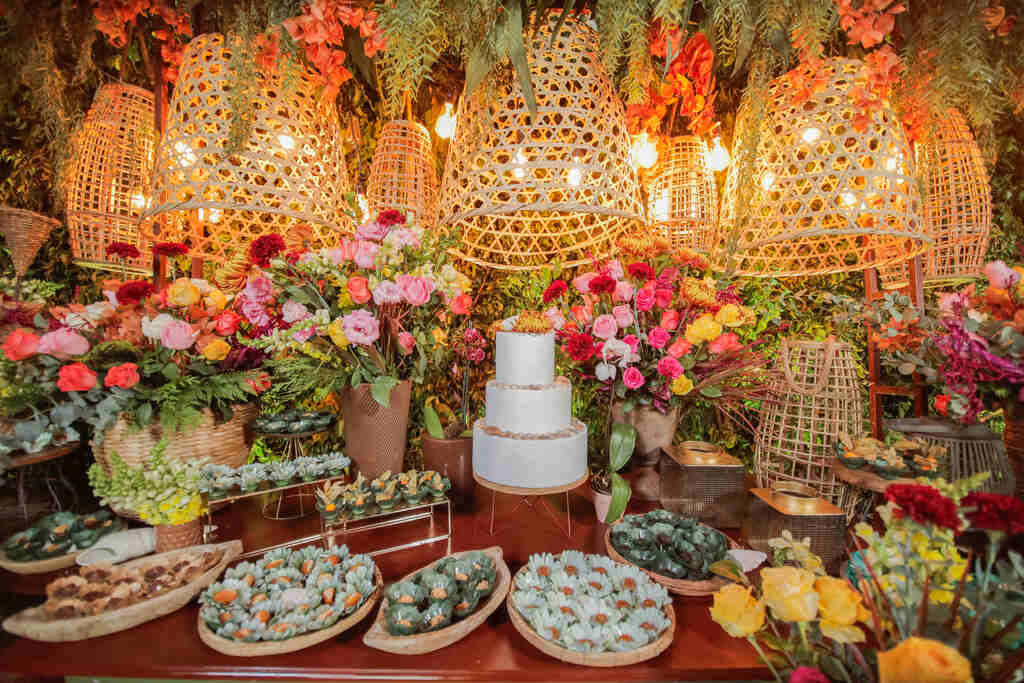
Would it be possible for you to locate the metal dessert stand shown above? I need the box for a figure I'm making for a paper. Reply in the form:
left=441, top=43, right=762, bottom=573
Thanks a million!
left=321, top=495, right=452, bottom=557
left=474, top=472, right=587, bottom=538
left=254, top=428, right=330, bottom=520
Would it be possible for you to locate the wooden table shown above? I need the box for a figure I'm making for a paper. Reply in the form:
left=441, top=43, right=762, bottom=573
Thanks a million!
left=0, top=486, right=770, bottom=682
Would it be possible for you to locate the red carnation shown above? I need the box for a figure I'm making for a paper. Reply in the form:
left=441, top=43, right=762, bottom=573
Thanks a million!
left=543, top=280, right=568, bottom=303
left=152, top=242, right=190, bottom=257
left=377, top=210, right=406, bottom=227
left=627, top=262, right=655, bottom=281
left=566, top=332, right=596, bottom=363
left=885, top=484, right=962, bottom=532
left=588, top=274, right=617, bottom=295
left=249, top=234, right=286, bottom=267
left=285, top=250, right=304, bottom=265
left=961, top=492, right=1024, bottom=535
left=105, top=241, right=141, bottom=259
left=116, top=280, right=156, bottom=305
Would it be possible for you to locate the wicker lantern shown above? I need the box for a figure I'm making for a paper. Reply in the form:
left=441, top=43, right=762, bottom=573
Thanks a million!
left=366, top=119, right=437, bottom=226
left=0, top=207, right=60, bottom=284
left=714, top=58, right=928, bottom=277
left=754, top=340, right=864, bottom=518
left=438, top=15, right=644, bottom=270
left=143, top=34, right=351, bottom=266
left=67, top=84, right=156, bottom=274
left=647, top=136, right=718, bottom=251
left=879, top=109, right=992, bottom=288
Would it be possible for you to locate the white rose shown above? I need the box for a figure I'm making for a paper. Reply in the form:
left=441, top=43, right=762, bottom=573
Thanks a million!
left=602, top=338, right=636, bottom=367
left=85, top=301, right=114, bottom=322
left=595, top=362, right=617, bottom=382
left=141, top=313, right=176, bottom=340
left=61, top=312, right=90, bottom=330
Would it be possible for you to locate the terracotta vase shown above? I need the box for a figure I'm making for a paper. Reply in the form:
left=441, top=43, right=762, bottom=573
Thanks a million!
left=341, top=380, right=412, bottom=479
left=611, top=402, right=680, bottom=500
left=421, top=432, right=474, bottom=508
left=1003, top=401, right=1024, bottom=499
left=154, top=518, right=203, bottom=553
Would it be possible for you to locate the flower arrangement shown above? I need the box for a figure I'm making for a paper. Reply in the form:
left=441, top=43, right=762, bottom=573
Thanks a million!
left=244, top=211, right=471, bottom=408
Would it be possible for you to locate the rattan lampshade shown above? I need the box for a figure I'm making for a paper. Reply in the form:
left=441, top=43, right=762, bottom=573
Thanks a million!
left=67, top=84, right=156, bottom=274
left=879, top=109, right=991, bottom=289
left=714, top=58, right=928, bottom=277
left=647, top=136, right=717, bottom=251
left=0, top=207, right=60, bottom=279
left=366, top=119, right=437, bottom=226
left=143, top=34, right=351, bottom=265
left=438, top=15, right=643, bottom=270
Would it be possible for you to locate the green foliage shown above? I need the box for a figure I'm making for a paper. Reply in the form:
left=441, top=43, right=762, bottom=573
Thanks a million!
left=376, top=0, right=445, bottom=118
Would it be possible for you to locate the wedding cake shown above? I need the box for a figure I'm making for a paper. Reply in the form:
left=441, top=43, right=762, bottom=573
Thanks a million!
left=473, top=314, right=588, bottom=489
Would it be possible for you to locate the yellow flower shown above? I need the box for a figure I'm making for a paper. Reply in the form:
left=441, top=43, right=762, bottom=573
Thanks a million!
left=336, top=289, right=352, bottom=307
left=877, top=637, right=972, bottom=683
left=432, top=327, right=447, bottom=345
left=815, top=576, right=864, bottom=626
left=709, top=584, right=765, bottom=637
left=328, top=318, right=349, bottom=349
left=167, top=278, right=201, bottom=307
left=714, top=303, right=744, bottom=327
left=684, top=314, right=722, bottom=344
left=760, top=566, right=819, bottom=622
left=202, top=339, right=231, bottom=361
left=204, top=289, right=227, bottom=311
left=671, top=374, right=694, bottom=396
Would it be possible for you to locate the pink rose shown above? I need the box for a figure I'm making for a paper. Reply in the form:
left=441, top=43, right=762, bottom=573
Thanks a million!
left=572, top=272, right=597, bottom=294
left=215, top=311, right=242, bottom=336
left=604, top=259, right=624, bottom=280
left=355, top=220, right=389, bottom=241
left=648, top=327, right=670, bottom=349
left=592, top=314, right=618, bottom=340
left=657, top=356, right=684, bottom=378
left=386, top=228, right=420, bottom=249
left=612, top=305, right=633, bottom=328
left=396, top=275, right=435, bottom=306
left=347, top=276, right=371, bottom=304
left=38, top=328, right=90, bottom=358
left=57, top=362, right=97, bottom=392
left=240, top=298, right=272, bottom=328
left=282, top=300, right=310, bottom=323
left=623, top=367, right=645, bottom=390
left=398, top=331, right=415, bottom=355
left=660, top=309, right=680, bottom=330
left=984, top=260, right=1020, bottom=290
left=341, top=309, right=380, bottom=345
left=160, top=319, right=198, bottom=350
left=544, top=307, right=566, bottom=330
left=327, top=238, right=357, bottom=264
left=613, top=280, right=635, bottom=303
left=657, top=266, right=680, bottom=286
left=242, top=275, right=274, bottom=305
left=667, top=338, right=693, bottom=358
left=354, top=240, right=380, bottom=269
left=372, top=280, right=404, bottom=305
left=636, top=287, right=655, bottom=312
left=708, top=332, right=743, bottom=354
left=655, top=287, right=674, bottom=308
left=622, top=334, right=640, bottom=353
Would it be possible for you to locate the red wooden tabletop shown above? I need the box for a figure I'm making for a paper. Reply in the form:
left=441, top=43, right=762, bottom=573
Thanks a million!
left=0, top=486, right=770, bottom=681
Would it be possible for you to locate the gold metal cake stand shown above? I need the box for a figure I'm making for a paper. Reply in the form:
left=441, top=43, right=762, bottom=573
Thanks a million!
left=474, top=472, right=588, bottom=538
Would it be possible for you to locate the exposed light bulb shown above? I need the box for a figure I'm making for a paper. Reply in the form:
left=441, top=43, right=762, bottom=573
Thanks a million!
left=277, top=134, right=296, bottom=150
left=802, top=127, right=821, bottom=144
left=130, top=193, right=149, bottom=211
left=707, top=136, right=730, bottom=171
left=568, top=166, right=582, bottom=186
left=760, top=172, right=776, bottom=191
left=653, top=189, right=670, bottom=222
left=513, top=150, right=526, bottom=179
left=198, top=208, right=223, bottom=224
left=630, top=133, right=658, bottom=169
left=356, top=193, right=370, bottom=222
left=840, top=192, right=857, bottom=207
left=173, top=141, right=196, bottom=167
left=435, top=102, right=457, bottom=140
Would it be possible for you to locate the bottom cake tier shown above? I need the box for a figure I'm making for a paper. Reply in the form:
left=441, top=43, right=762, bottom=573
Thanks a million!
left=472, top=419, right=588, bottom=489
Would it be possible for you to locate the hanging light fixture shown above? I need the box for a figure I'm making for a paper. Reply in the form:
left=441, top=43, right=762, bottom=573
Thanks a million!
left=437, top=14, right=644, bottom=270
left=646, top=136, right=718, bottom=251
left=630, top=132, right=658, bottom=170
left=143, top=34, right=352, bottom=266
left=706, top=136, right=730, bottom=172
left=435, top=102, right=457, bottom=140
left=67, top=84, right=156, bottom=273
left=366, top=119, right=438, bottom=226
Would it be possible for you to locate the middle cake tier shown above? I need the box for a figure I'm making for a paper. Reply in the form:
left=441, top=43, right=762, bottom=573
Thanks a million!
left=483, top=377, right=572, bottom=435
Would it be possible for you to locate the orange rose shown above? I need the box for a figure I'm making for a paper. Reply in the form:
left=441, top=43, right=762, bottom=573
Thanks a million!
left=57, top=362, right=97, bottom=392
left=104, top=362, right=140, bottom=389
left=3, top=328, right=40, bottom=361
left=347, top=276, right=371, bottom=304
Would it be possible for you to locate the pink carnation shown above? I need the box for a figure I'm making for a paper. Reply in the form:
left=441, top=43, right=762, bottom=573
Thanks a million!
left=612, top=305, right=633, bottom=328
left=292, top=327, right=317, bottom=343
left=655, top=287, right=674, bottom=308
left=396, top=274, right=435, bottom=306
left=38, top=328, right=90, bottom=358
left=240, top=297, right=272, bottom=328
left=657, top=356, right=684, bottom=378
left=354, top=240, right=380, bottom=269
left=636, top=286, right=655, bottom=311
left=613, top=280, right=635, bottom=303
left=648, top=327, right=670, bottom=349
left=355, top=221, right=389, bottom=241
left=242, top=275, right=274, bottom=305
left=603, top=259, right=624, bottom=280
left=341, top=309, right=380, bottom=345
left=623, top=367, right=645, bottom=390
left=622, top=334, right=640, bottom=353
left=372, top=280, right=404, bottom=305
left=592, top=314, right=619, bottom=340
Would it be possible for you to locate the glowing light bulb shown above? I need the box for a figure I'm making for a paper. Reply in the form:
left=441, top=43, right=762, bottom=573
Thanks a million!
left=277, top=134, right=296, bottom=150
left=840, top=192, right=856, bottom=207
left=173, top=141, right=196, bottom=167
left=513, top=150, right=526, bottom=179
left=130, top=193, right=148, bottom=210
left=435, top=102, right=457, bottom=140
left=760, top=172, right=776, bottom=191
left=884, top=156, right=900, bottom=172
left=653, top=189, right=670, bottom=222
left=802, top=127, right=821, bottom=144
left=568, top=167, right=582, bottom=186
left=630, top=133, right=658, bottom=169
left=356, top=193, right=370, bottom=222
left=707, top=136, right=730, bottom=171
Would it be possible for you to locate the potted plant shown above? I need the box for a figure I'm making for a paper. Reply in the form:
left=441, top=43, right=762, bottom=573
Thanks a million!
left=591, top=422, right=637, bottom=524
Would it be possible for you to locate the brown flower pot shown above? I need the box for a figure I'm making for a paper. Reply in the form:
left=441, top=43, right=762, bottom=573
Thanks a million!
left=611, top=402, right=680, bottom=500
left=342, top=380, right=412, bottom=479
left=154, top=518, right=203, bottom=553
left=421, top=432, right=474, bottom=508
left=1003, top=401, right=1024, bottom=499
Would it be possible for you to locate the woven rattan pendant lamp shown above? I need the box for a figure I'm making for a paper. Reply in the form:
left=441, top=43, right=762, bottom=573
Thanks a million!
left=67, top=84, right=156, bottom=274
left=366, top=119, right=438, bottom=226
left=714, top=58, right=928, bottom=277
left=879, top=109, right=992, bottom=289
left=143, top=34, right=351, bottom=265
left=647, top=136, right=718, bottom=251
left=438, top=14, right=644, bottom=270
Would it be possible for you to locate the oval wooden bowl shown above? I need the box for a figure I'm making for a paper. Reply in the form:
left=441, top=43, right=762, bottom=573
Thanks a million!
left=363, top=545, right=511, bottom=654
left=198, top=565, right=383, bottom=657
left=506, top=566, right=676, bottom=667
left=3, top=540, right=242, bottom=642
left=0, top=548, right=82, bottom=575
left=604, top=526, right=738, bottom=597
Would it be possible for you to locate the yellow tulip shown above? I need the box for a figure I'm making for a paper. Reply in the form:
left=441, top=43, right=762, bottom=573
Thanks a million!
left=167, top=278, right=201, bottom=307
left=760, top=566, right=819, bottom=622
left=709, top=583, right=765, bottom=637
left=684, top=314, right=722, bottom=344
left=877, top=637, right=972, bottom=683
left=328, top=318, right=349, bottom=349
left=671, top=374, right=694, bottom=396
left=714, top=303, right=744, bottom=327
left=202, top=339, right=231, bottom=361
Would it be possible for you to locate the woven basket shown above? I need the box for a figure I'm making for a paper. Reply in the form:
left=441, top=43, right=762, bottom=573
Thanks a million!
left=154, top=518, right=203, bottom=553
left=754, top=340, right=863, bottom=518
left=0, top=207, right=60, bottom=279
left=367, top=120, right=438, bottom=227
left=647, top=136, right=718, bottom=251
left=605, top=525, right=739, bottom=597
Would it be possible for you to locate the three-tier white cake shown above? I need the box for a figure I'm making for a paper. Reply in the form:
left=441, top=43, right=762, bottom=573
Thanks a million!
left=472, top=318, right=588, bottom=489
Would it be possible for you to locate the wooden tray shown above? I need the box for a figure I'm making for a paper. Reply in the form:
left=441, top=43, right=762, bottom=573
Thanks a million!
left=363, top=546, right=511, bottom=654
left=0, top=548, right=82, bottom=575
left=3, top=540, right=242, bottom=642
left=198, top=565, right=383, bottom=657
left=604, top=526, right=739, bottom=597
left=506, top=567, right=676, bottom=667
left=831, top=457, right=917, bottom=493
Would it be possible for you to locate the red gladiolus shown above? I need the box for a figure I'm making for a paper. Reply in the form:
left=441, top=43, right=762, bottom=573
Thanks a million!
left=249, top=234, right=286, bottom=267
left=377, top=210, right=406, bottom=227
left=627, top=262, right=655, bottom=281
left=105, top=241, right=141, bottom=259
left=588, top=274, right=617, bottom=295
left=116, top=280, right=156, bottom=305
left=566, top=332, right=596, bottom=362
left=961, top=492, right=1024, bottom=535
left=885, top=484, right=962, bottom=532
left=152, top=242, right=190, bottom=257
left=543, top=280, right=568, bottom=303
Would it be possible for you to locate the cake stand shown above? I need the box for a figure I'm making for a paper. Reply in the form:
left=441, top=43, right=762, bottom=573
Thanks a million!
left=473, top=472, right=588, bottom=538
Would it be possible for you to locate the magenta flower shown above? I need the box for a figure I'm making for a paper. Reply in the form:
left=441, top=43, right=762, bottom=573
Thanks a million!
left=354, top=240, right=380, bottom=269
left=648, top=327, right=670, bottom=349
left=396, top=274, right=435, bottom=306
left=282, top=300, right=310, bottom=323
left=623, top=367, right=645, bottom=389
left=355, top=220, right=389, bottom=242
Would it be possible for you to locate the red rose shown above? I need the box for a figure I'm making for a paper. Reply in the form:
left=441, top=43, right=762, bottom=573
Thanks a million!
left=627, top=262, right=655, bottom=281
left=215, top=311, right=243, bottom=336
left=104, top=362, right=140, bottom=389
left=566, top=332, right=596, bottom=362
left=543, top=280, right=568, bottom=303
left=57, top=362, right=98, bottom=392
left=377, top=210, right=406, bottom=227
left=249, top=234, right=286, bottom=267
left=934, top=394, right=950, bottom=416
left=105, top=241, right=141, bottom=259
left=588, top=274, right=617, bottom=295
left=116, top=280, right=156, bottom=305
left=3, top=328, right=40, bottom=361
left=885, top=484, right=962, bottom=531
left=152, top=242, right=190, bottom=257
left=654, top=287, right=674, bottom=308
left=961, top=492, right=1024, bottom=535
left=636, top=286, right=656, bottom=311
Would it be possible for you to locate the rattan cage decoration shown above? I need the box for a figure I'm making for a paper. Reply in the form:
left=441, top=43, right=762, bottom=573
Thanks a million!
left=0, top=207, right=60, bottom=284
left=438, top=14, right=644, bottom=270
left=713, top=58, right=928, bottom=277
left=879, top=109, right=992, bottom=289
left=647, top=136, right=718, bottom=251
left=754, top=339, right=863, bottom=518
left=67, top=84, right=156, bottom=274
left=143, top=34, right=352, bottom=266
left=366, top=119, right=438, bottom=226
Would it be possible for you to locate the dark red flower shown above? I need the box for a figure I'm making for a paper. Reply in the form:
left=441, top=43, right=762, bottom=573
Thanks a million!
left=566, top=332, right=596, bottom=363
left=285, top=250, right=304, bottom=265
left=152, top=242, right=189, bottom=257
left=377, top=210, right=406, bottom=227
left=105, top=241, right=141, bottom=259
left=934, top=394, right=950, bottom=416
left=627, top=262, right=655, bottom=281
left=116, top=280, right=156, bottom=305
left=885, top=484, right=962, bottom=531
left=249, top=234, right=286, bottom=267
left=961, top=492, right=1024, bottom=535
left=656, top=266, right=679, bottom=287
left=543, top=280, right=568, bottom=303
left=588, top=274, right=617, bottom=295
left=790, top=667, right=830, bottom=683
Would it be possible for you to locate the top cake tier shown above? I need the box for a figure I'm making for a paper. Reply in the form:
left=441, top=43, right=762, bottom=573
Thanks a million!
left=495, top=330, right=555, bottom=385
